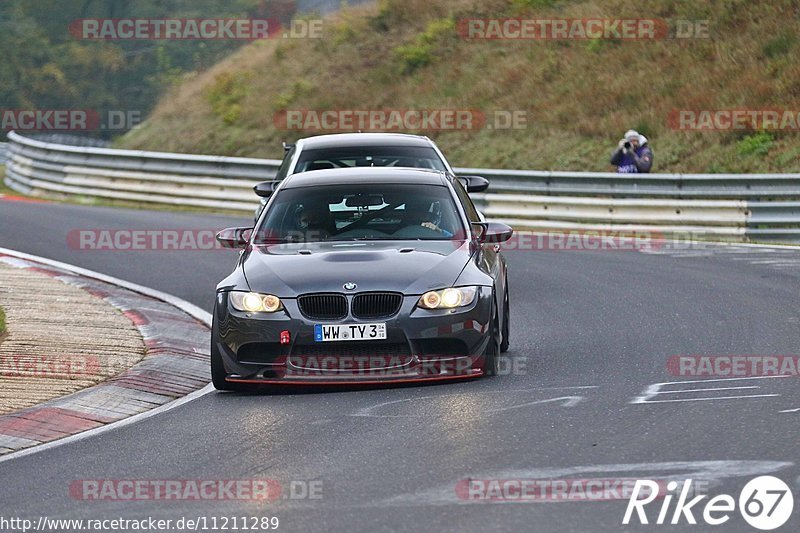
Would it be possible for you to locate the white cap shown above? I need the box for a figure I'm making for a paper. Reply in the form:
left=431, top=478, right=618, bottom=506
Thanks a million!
left=624, top=129, right=648, bottom=145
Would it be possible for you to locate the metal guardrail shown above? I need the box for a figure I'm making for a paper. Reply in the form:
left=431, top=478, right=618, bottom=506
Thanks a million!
left=0, top=142, right=8, bottom=165
left=464, top=168, right=800, bottom=242
left=5, top=131, right=282, bottom=211
left=5, top=131, right=800, bottom=242
left=460, top=167, right=800, bottom=199
left=21, top=133, right=111, bottom=148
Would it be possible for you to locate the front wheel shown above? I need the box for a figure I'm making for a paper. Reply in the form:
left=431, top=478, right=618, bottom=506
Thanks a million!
left=211, top=318, right=241, bottom=391
left=500, top=283, right=510, bottom=353
left=211, top=341, right=237, bottom=391
left=483, top=300, right=501, bottom=377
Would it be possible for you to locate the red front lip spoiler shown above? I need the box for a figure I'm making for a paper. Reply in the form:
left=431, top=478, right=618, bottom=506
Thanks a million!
left=227, top=354, right=487, bottom=385
left=226, top=370, right=484, bottom=386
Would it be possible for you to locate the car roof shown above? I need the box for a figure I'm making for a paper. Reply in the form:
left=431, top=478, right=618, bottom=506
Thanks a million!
left=281, top=167, right=449, bottom=189
left=297, top=133, right=434, bottom=149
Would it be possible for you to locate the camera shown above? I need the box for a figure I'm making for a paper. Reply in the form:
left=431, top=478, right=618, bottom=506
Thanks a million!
left=623, top=141, right=632, bottom=149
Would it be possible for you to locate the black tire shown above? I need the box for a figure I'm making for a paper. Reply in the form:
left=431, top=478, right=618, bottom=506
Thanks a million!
left=211, top=348, right=235, bottom=391
left=211, top=317, right=240, bottom=391
left=483, top=299, right=501, bottom=377
left=500, top=282, right=510, bottom=353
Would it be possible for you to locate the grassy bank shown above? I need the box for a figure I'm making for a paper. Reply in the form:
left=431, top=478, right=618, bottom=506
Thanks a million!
left=118, top=0, right=800, bottom=173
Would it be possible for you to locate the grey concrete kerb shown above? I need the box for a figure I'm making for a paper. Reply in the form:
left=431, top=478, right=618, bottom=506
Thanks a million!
left=0, top=250, right=211, bottom=456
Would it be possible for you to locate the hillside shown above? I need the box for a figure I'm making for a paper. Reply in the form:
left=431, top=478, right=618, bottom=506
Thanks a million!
left=1, top=0, right=288, bottom=140
left=118, top=0, right=800, bottom=173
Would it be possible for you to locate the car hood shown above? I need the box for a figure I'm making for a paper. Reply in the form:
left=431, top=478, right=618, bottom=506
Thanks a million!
left=242, top=240, right=474, bottom=296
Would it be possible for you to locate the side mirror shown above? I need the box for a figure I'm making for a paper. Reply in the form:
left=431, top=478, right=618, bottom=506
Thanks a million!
left=216, top=227, right=253, bottom=249
left=458, top=175, right=490, bottom=193
left=471, top=222, right=513, bottom=243
left=254, top=181, right=280, bottom=198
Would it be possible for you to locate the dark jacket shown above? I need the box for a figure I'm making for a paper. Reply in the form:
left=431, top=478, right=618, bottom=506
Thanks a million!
left=610, top=144, right=653, bottom=173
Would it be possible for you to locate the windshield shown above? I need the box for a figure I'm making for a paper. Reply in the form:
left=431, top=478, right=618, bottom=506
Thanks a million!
left=254, top=183, right=465, bottom=243
left=293, top=146, right=448, bottom=173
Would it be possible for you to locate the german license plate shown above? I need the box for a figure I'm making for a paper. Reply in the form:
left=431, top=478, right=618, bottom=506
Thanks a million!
left=314, top=323, right=387, bottom=342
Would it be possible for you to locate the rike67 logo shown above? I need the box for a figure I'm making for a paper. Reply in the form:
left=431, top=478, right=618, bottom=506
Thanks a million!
left=623, top=476, right=794, bottom=530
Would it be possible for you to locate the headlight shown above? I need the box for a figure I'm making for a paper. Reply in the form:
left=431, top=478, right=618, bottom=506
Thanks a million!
left=417, top=287, right=478, bottom=309
left=229, top=292, right=283, bottom=313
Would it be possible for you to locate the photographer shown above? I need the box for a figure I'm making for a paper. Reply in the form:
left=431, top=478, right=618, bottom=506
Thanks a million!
left=610, top=129, right=653, bottom=173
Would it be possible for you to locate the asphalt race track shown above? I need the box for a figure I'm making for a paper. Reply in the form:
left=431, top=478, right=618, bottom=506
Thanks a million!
left=1, top=199, right=799, bottom=532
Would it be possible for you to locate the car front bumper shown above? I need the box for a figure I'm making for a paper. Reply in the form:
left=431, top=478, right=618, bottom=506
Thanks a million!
left=212, top=288, right=493, bottom=384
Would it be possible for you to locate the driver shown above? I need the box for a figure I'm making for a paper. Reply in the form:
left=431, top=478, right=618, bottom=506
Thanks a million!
left=403, top=199, right=452, bottom=237
left=298, top=200, right=335, bottom=241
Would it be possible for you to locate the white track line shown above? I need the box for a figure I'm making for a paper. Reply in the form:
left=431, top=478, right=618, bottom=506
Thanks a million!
left=635, top=394, right=780, bottom=404
left=656, top=386, right=760, bottom=394
left=0, top=247, right=214, bottom=464
left=0, top=384, right=214, bottom=465
left=668, top=240, right=800, bottom=251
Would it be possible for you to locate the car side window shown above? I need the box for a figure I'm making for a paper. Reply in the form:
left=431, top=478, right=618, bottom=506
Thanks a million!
left=275, top=146, right=296, bottom=180
left=453, top=179, right=481, bottom=223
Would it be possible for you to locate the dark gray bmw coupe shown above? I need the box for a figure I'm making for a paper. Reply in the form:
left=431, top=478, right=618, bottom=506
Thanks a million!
left=212, top=167, right=512, bottom=389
